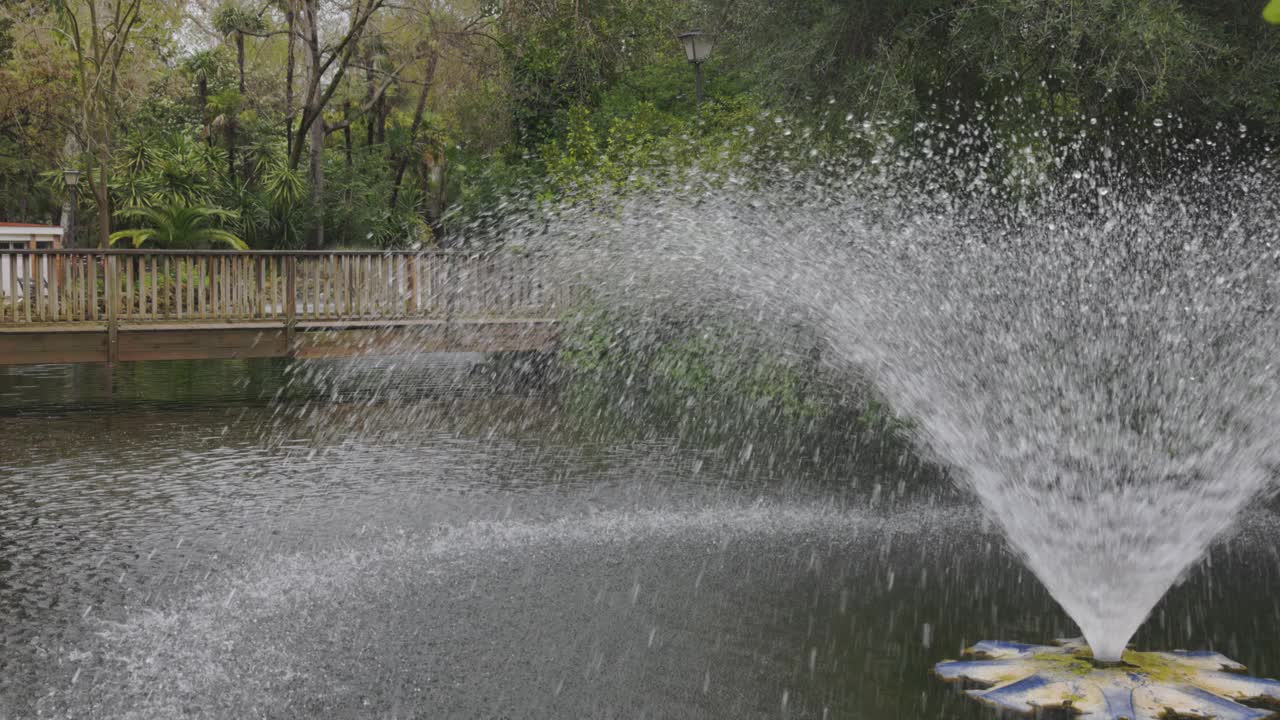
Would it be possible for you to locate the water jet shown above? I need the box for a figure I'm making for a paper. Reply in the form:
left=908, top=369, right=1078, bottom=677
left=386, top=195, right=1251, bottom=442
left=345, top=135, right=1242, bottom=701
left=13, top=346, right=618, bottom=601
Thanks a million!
left=537, top=123, right=1280, bottom=677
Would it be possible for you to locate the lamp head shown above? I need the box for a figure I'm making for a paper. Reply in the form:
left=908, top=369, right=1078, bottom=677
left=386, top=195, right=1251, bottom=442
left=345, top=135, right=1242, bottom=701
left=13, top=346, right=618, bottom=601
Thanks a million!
left=679, top=30, right=715, bottom=64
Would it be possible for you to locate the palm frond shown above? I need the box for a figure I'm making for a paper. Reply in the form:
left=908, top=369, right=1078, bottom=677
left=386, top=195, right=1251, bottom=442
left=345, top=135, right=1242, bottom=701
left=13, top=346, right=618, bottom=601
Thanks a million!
left=108, top=229, right=156, bottom=248
left=110, top=200, right=246, bottom=250
left=192, top=228, right=249, bottom=250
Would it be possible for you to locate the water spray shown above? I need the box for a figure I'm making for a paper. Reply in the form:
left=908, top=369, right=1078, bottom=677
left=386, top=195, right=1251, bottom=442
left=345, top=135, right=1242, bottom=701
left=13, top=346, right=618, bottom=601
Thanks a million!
left=527, top=116, right=1280, bottom=718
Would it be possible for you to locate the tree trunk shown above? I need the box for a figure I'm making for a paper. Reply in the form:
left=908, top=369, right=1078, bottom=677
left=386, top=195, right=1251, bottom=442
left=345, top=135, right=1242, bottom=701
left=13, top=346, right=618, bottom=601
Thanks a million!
left=287, top=0, right=384, bottom=209
left=95, top=188, right=110, bottom=248
left=389, top=53, right=438, bottom=211
left=227, top=120, right=237, bottom=182
left=374, top=95, right=386, bottom=145
left=343, top=124, right=353, bottom=205
left=236, top=32, right=246, bottom=94
left=365, top=64, right=377, bottom=147
left=198, top=76, right=210, bottom=146
left=284, top=2, right=296, bottom=156
left=231, top=31, right=243, bottom=182
left=299, top=0, right=324, bottom=247
left=424, top=159, right=445, bottom=236
left=92, top=152, right=111, bottom=248
left=310, top=117, right=324, bottom=248
left=343, top=101, right=353, bottom=170
left=288, top=0, right=320, bottom=171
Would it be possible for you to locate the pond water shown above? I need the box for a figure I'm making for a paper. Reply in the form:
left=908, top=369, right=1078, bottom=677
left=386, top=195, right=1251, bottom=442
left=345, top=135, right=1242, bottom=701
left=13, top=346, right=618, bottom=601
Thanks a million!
left=2, top=358, right=1279, bottom=719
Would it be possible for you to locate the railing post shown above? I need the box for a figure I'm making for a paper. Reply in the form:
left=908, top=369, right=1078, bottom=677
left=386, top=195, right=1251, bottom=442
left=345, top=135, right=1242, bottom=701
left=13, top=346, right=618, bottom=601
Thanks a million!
left=284, top=255, right=297, bottom=356
left=442, top=253, right=457, bottom=346
left=406, top=253, right=419, bottom=315
left=106, top=254, right=119, bottom=363
left=445, top=254, right=457, bottom=320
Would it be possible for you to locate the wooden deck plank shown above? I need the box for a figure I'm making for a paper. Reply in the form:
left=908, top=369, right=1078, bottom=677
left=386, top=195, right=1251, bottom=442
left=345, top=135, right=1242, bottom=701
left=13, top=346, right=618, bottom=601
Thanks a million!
left=0, top=330, right=109, bottom=364
left=117, top=327, right=289, bottom=362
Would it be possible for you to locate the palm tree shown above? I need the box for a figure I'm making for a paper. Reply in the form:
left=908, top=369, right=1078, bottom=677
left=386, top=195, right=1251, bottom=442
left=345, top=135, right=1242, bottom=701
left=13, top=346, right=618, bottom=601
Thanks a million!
left=208, top=89, right=244, bottom=181
left=109, top=202, right=249, bottom=250
left=212, top=2, right=266, bottom=183
left=211, top=3, right=265, bottom=96
left=181, top=51, right=221, bottom=129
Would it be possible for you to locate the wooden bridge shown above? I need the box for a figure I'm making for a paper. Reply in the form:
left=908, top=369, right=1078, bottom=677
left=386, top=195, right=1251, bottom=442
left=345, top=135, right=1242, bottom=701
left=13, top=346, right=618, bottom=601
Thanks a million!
left=0, top=249, right=568, bottom=366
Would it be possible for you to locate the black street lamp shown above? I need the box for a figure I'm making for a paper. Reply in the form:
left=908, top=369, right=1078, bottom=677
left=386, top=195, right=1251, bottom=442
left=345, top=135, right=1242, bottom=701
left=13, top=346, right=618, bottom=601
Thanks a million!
left=63, top=168, right=81, bottom=248
left=678, top=30, right=715, bottom=105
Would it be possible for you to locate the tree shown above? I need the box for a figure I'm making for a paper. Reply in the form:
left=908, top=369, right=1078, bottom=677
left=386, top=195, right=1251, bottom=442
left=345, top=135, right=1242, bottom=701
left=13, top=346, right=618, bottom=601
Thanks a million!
left=289, top=0, right=387, bottom=247
left=498, top=0, right=689, bottom=147
left=112, top=131, right=226, bottom=210
left=209, top=88, right=244, bottom=181
left=212, top=2, right=266, bottom=95
left=0, top=6, right=79, bottom=224
left=280, top=0, right=298, bottom=156
left=212, top=2, right=266, bottom=182
left=54, top=0, right=152, bottom=247
left=701, top=0, right=1280, bottom=135
left=181, top=49, right=223, bottom=144
left=0, top=17, right=14, bottom=65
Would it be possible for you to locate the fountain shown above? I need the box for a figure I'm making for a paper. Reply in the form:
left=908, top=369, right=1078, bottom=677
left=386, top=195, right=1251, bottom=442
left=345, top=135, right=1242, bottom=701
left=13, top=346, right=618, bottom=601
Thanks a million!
left=936, top=639, right=1280, bottom=719
left=519, top=117, right=1280, bottom=712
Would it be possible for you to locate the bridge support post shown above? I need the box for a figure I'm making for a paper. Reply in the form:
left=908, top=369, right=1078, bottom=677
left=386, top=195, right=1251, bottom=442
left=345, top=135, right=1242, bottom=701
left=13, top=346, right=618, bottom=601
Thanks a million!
left=106, top=255, right=119, bottom=364
left=284, top=256, right=297, bottom=357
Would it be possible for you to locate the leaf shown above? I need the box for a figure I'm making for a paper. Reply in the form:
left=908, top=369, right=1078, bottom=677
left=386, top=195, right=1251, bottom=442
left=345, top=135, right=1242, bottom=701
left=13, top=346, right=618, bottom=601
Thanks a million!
left=108, top=228, right=155, bottom=248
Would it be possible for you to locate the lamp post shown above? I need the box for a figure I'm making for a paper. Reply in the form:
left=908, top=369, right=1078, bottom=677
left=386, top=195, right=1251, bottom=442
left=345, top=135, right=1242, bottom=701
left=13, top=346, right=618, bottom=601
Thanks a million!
left=678, top=30, right=715, bottom=105
left=63, top=168, right=82, bottom=248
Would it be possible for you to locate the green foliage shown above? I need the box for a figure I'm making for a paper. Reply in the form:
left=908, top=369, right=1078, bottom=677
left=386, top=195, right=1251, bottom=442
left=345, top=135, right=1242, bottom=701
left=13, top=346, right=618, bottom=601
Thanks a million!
left=559, top=306, right=824, bottom=422
left=0, top=17, right=14, bottom=66
left=705, top=0, right=950, bottom=110
left=181, top=50, right=225, bottom=89
left=111, top=133, right=225, bottom=209
left=500, top=0, right=691, bottom=147
left=211, top=2, right=265, bottom=37
left=237, top=146, right=310, bottom=249
left=650, top=334, right=825, bottom=421
left=706, top=0, right=1280, bottom=136
left=527, top=55, right=764, bottom=202
left=323, top=144, right=405, bottom=248
left=556, top=306, right=927, bottom=479
left=208, top=88, right=244, bottom=122
left=6, top=0, right=1280, bottom=243
left=950, top=1, right=1214, bottom=114
left=109, top=201, right=248, bottom=250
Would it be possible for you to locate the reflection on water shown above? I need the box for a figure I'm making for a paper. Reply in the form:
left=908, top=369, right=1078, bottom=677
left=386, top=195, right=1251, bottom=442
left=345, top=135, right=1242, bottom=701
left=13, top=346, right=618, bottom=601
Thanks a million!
left=0, top=354, right=502, bottom=414
left=1, top=359, right=1278, bottom=719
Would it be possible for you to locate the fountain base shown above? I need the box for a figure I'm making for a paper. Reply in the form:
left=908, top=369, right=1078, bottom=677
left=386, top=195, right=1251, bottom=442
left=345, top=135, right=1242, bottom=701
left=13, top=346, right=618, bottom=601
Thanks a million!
left=935, top=639, right=1280, bottom=719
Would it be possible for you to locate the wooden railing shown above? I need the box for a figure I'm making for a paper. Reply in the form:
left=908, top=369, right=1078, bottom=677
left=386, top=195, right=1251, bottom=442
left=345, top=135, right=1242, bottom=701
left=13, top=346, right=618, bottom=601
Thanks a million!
left=0, top=249, right=568, bottom=326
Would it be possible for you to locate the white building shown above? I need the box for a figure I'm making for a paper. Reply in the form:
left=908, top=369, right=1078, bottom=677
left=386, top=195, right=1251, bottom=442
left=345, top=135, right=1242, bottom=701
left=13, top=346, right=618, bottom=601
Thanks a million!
left=0, top=223, right=64, bottom=301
